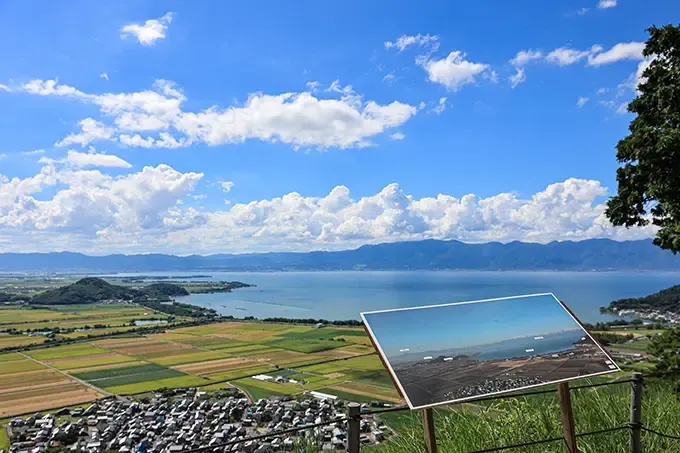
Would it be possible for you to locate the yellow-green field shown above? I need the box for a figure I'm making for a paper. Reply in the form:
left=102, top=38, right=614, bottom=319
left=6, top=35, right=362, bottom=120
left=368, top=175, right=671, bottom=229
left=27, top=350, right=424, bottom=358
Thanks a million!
left=0, top=303, right=190, bottom=349
left=0, top=355, right=105, bottom=417
left=1, top=318, right=399, bottom=406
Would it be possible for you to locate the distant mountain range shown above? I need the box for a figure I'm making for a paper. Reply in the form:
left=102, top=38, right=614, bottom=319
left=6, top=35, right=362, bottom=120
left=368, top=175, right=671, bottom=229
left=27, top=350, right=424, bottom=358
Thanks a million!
left=2, top=239, right=680, bottom=273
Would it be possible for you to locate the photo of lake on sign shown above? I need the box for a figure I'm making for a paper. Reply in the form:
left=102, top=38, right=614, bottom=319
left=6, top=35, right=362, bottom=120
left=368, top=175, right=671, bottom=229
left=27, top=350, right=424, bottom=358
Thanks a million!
left=361, top=293, right=619, bottom=410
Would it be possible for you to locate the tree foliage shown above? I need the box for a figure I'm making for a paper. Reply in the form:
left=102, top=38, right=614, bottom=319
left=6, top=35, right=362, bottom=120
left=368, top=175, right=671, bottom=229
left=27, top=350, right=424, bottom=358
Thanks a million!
left=648, top=327, right=680, bottom=372
left=605, top=24, right=680, bottom=252
left=605, top=284, right=680, bottom=312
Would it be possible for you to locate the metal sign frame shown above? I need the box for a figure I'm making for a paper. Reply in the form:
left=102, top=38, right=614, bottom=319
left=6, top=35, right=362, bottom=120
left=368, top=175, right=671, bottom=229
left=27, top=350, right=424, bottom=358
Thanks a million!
left=361, top=292, right=620, bottom=410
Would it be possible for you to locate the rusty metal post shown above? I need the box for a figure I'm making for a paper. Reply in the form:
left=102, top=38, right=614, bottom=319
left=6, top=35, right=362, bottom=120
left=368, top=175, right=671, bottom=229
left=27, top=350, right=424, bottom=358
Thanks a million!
left=558, top=382, right=577, bottom=453
left=422, top=407, right=438, bottom=453
left=347, top=402, right=361, bottom=453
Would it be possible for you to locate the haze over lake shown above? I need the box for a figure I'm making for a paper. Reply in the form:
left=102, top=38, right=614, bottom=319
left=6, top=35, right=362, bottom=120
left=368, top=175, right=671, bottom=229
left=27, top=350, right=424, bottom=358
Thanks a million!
left=103, top=271, right=680, bottom=323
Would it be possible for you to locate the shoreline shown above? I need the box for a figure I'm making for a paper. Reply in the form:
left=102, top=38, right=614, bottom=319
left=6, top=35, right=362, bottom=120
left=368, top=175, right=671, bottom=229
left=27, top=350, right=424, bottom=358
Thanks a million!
left=604, top=307, right=680, bottom=324
left=5, top=269, right=680, bottom=277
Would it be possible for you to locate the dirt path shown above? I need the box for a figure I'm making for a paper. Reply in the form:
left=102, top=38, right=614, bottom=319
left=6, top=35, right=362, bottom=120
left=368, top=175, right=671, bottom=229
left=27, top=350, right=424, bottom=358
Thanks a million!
left=17, top=352, right=112, bottom=397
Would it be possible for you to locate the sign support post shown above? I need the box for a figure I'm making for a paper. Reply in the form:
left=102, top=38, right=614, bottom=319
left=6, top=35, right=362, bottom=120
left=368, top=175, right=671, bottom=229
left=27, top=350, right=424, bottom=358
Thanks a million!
left=347, top=402, right=361, bottom=453
left=558, top=382, right=577, bottom=453
left=422, top=408, right=438, bottom=453
left=629, top=372, right=643, bottom=453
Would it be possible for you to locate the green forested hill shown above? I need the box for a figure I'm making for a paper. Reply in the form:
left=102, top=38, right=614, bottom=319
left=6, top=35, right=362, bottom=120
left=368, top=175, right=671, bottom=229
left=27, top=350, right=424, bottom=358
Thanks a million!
left=605, top=285, right=680, bottom=313
left=0, top=292, right=31, bottom=303
left=30, top=277, right=189, bottom=305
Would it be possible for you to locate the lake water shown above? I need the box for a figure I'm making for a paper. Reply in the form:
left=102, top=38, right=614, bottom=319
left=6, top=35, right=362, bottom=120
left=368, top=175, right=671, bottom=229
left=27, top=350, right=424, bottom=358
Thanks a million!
left=105, top=271, right=680, bottom=323
left=474, top=330, right=590, bottom=361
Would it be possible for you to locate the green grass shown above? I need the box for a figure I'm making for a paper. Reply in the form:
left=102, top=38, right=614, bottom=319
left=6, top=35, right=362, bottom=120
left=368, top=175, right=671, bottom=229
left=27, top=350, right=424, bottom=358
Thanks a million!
left=0, top=423, right=9, bottom=451
left=72, top=363, right=169, bottom=381
left=26, top=343, right=108, bottom=360
left=105, top=375, right=212, bottom=394
left=369, top=377, right=680, bottom=453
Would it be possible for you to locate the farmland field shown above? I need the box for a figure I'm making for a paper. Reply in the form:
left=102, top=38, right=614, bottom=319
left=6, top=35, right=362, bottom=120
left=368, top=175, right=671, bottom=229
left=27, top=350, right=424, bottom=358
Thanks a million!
left=0, top=302, right=187, bottom=350
left=0, top=383, right=104, bottom=417
left=314, top=386, right=396, bottom=404
left=0, top=336, right=45, bottom=348
left=104, top=375, right=212, bottom=394
left=610, top=342, right=650, bottom=352
left=0, top=352, right=23, bottom=362
left=0, top=359, right=45, bottom=375
left=0, top=315, right=391, bottom=408
left=47, top=353, right=138, bottom=371
left=26, top=343, right=108, bottom=360
left=0, top=356, right=105, bottom=417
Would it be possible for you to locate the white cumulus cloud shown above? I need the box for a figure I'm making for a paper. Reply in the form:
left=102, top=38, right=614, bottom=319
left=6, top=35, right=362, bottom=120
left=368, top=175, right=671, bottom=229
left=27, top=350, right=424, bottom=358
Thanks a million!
left=510, top=49, right=543, bottom=66
left=14, top=79, right=417, bottom=151
left=598, top=0, right=617, bottom=8
left=121, top=12, right=173, bottom=46
left=509, top=67, right=526, bottom=89
left=55, top=118, right=115, bottom=147
left=385, top=34, right=439, bottom=52
left=546, top=46, right=602, bottom=66
left=577, top=96, right=589, bottom=107
left=0, top=170, right=657, bottom=253
left=0, top=164, right=202, bottom=240
left=587, top=42, right=645, bottom=66
left=418, top=51, right=490, bottom=91
left=220, top=181, right=235, bottom=192
left=63, top=150, right=132, bottom=168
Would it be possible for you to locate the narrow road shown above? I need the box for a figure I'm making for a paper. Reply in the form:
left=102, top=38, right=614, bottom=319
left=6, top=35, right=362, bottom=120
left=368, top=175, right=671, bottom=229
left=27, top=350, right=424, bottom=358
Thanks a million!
left=17, top=351, right=113, bottom=397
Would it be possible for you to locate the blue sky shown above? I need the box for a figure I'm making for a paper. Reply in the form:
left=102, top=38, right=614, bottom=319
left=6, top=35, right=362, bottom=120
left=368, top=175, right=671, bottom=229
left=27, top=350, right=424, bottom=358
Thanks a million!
left=363, top=294, right=583, bottom=356
left=0, top=1, right=675, bottom=254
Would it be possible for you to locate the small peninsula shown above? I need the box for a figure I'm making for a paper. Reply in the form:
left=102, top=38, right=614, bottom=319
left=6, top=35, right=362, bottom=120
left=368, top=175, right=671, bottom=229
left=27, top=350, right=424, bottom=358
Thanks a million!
left=26, top=277, right=253, bottom=305
left=601, top=284, right=680, bottom=323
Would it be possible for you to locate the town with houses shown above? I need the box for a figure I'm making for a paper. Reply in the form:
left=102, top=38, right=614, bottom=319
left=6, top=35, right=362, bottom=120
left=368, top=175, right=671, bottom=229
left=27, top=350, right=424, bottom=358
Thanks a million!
left=2, top=387, right=391, bottom=453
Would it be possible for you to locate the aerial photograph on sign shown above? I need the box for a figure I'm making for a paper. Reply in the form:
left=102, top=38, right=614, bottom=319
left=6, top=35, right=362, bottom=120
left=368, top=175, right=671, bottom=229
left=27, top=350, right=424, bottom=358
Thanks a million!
left=362, top=293, right=619, bottom=409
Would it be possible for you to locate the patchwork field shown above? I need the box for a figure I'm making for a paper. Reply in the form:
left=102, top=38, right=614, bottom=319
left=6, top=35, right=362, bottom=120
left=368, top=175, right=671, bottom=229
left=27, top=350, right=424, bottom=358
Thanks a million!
left=0, top=383, right=103, bottom=417
left=0, top=317, right=395, bottom=407
left=0, top=355, right=105, bottom=417
left=0, top=335, right=46, bottom=348
left=0, top=304, right=175, bottom=329
left=0, top=303, right=186, bottom=349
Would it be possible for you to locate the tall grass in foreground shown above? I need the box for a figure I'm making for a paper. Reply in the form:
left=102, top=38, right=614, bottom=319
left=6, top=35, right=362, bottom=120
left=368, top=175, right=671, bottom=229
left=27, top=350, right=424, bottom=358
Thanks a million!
left=366, top=376, right=680, bottom=453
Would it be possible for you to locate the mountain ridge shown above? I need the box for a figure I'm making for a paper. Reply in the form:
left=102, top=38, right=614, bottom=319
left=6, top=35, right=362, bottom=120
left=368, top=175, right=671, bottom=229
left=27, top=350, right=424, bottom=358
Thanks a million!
left=2, top=239, right=680, bottom=272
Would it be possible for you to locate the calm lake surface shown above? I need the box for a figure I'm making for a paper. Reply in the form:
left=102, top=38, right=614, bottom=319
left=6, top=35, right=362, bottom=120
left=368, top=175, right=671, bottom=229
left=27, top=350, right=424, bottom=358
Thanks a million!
left=106, top=271, right=680, bottom=323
